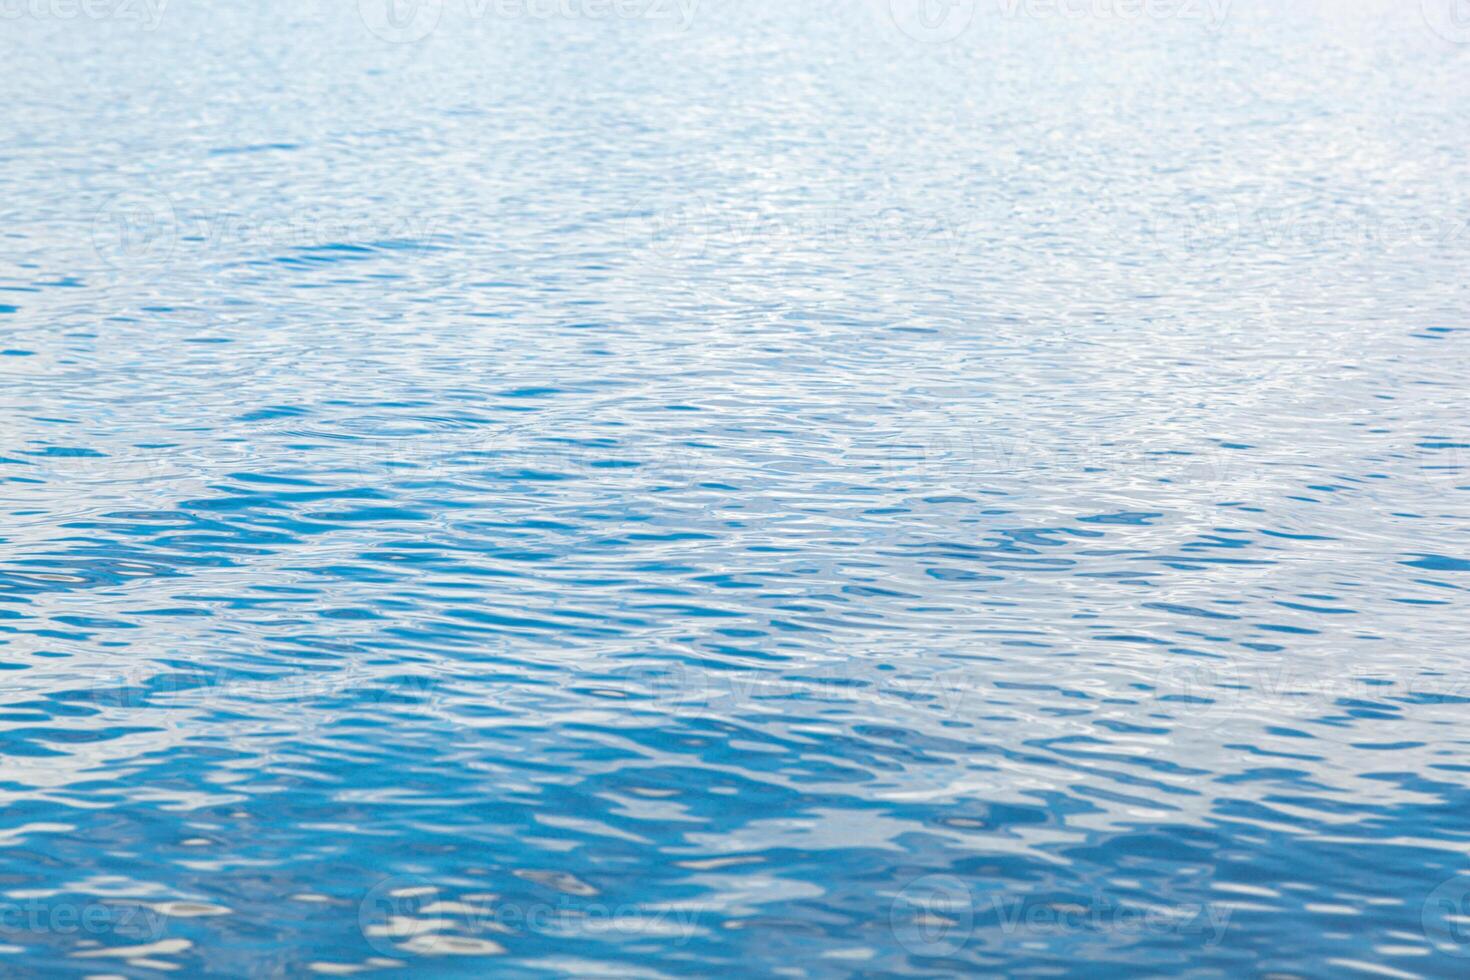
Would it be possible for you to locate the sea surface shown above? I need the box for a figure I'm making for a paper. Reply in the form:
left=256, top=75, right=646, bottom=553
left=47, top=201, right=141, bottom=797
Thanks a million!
left=2, top=0, right=1469, bottom=975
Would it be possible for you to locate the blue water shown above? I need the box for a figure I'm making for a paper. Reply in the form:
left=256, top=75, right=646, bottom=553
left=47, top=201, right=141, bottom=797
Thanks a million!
left=3, top=1, right=1470, bottom=975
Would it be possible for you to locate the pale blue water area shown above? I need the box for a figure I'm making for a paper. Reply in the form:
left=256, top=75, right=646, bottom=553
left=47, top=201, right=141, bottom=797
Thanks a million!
left=2, top=0, right=1469, bottom=975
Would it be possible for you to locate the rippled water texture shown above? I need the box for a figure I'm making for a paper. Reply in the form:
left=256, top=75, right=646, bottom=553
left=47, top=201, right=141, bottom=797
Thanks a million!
left=3, top=0, right=1469, bottom=975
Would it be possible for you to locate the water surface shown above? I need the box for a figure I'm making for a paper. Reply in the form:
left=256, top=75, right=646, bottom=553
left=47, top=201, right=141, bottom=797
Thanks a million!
left=2, top=1, right=1470, bottom=975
